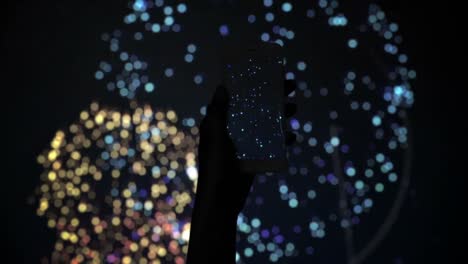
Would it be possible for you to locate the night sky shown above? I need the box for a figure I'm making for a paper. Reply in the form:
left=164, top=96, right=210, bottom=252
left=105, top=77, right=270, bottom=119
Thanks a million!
left=4, top=0, right=456, bottom=263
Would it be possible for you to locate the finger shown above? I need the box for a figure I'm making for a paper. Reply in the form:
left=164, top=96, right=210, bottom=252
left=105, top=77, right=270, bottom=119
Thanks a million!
left=207, top=84, right=229, bottom=117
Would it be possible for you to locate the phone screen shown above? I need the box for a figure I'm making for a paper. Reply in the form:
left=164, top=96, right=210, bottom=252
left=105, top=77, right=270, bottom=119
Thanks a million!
left=221, top=42, right=288, bottom=173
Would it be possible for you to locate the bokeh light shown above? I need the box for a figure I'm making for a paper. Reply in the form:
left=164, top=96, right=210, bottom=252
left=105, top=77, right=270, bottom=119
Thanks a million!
left=34, top=102, right=199, bottom=263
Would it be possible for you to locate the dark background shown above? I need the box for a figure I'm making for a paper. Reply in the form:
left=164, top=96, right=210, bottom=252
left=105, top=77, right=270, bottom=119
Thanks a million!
left=3, top=0, right=457, bottom=263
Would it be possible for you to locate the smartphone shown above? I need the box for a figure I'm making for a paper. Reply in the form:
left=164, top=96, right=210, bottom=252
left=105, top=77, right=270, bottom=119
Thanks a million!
left=220, top=41, right=288, bottom=174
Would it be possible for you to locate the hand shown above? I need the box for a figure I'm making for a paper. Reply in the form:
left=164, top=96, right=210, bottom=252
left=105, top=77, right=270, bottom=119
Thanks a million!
left=186, top=84, right=256, bottom=264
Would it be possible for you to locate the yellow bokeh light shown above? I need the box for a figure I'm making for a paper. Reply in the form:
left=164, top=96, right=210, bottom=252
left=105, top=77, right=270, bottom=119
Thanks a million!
left=48, top=171, right=57, bottom=181
left=122, top=256, right=132, bottom=264
left=39, top=200, right=49, bottom=211
left=34, top=103, right=198, bottom=262
left=78, top=203, right=87, bottom=213
left=48, top=150, right=59, bottom=161
left=61, top=231, right=70, bottom=240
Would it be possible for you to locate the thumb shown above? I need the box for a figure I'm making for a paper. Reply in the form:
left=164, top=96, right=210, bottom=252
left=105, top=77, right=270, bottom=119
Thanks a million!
left=207, top=84, right=229, bottom=119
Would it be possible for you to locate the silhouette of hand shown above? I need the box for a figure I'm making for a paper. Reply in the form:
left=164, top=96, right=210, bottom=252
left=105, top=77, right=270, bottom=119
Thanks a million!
left=186, top=84, right=256, bottom=264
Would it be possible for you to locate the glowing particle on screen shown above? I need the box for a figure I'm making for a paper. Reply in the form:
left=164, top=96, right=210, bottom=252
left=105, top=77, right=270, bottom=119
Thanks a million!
left=194, top=74, right=203, bottom=84
left=372, top=115, right=382, bottom=126
left=219, top=24, right=229, bottom=36
left=348, top=39, right=358, bottom=48
left=307, top=9, right=316, bottom=18
left=164, top=68, right=174, bottom=77
left=265, top=12, right=275, bottom=22
left=145, top=82, right=155, bottom=92
left=164, top=16, right=174, bottom=26
left=151, top=23, right=161, bottom=33
left=282, top=2, right=293, bottom=12
left=177, top=3, right=187, bottom=13
left=261, top=32, right=270, bottom=41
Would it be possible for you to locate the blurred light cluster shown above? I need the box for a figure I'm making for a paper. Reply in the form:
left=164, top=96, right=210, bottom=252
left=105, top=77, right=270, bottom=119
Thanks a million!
left=34, top=0, right=416, bottom=263
left=34, top=102, right=199, bottom=263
